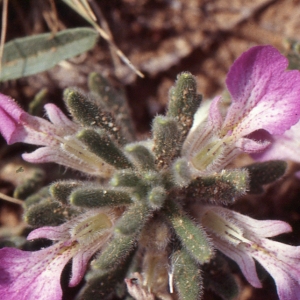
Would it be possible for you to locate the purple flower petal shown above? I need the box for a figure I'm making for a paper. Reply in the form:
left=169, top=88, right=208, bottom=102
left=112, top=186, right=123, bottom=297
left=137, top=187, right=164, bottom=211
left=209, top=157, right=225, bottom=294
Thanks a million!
left=235, top=137, right=270, bottom=153
left=0, top=94, right=25, bottom=144
left=69, top=228, right=112, bottom=287
left=0, top=94, right=24, bottom=119
left=211, top=234, right=262, bottom=288
left=28, top=226, right=71, bottom=241
left=44, top=104, right=78, bottom=135
left=229, top=213, right=292, bottom=238
left=208, top=96, right=223, bottom=133
left=198, top=206, right=300, bottom=300
left=250, top=239, right=300, bottom=300
left=0, top=245, right=73, bottom=300
left=183, top=46, right=300, bottom=173
left=18, top=113, right=61, bottom=146
left=22, top=146, right=112, bottom=176
left=253, top=120, right=300, bottom=162
left=22, top=147, right=69, bottom=164
left=0, top=94, right=115, bottom=176
left=224, top=45, right=300, bottom=137
left=70, top=248, right=97, bottom=287
left=0, top=94, right=61, bottom=146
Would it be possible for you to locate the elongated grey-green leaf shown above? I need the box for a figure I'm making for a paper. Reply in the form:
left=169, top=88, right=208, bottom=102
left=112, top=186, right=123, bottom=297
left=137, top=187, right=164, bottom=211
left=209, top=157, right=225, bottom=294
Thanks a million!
left=164, top=200, right=213, bottom=263
left=0, top=28, right=98, bottom=81
left=172, top=249, right=203, bottom=300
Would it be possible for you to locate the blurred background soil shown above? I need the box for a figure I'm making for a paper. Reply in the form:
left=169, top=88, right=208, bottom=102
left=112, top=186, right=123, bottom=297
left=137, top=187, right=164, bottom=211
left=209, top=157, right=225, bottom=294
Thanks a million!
left=1, top=1, right=300, bottom=299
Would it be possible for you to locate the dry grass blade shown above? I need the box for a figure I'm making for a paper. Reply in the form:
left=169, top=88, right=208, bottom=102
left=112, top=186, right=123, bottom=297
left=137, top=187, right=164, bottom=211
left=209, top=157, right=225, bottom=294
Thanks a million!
left=0, top=0, right=9, bottom=76
left=89, top=0, right=121, bottom=76
left=77, top=0, right=97, bottom=21
left=43, top=0, right=59, bottom=36
left=62, top=0, right=144, bottom=78
left=0, top=192, right=23, bottom=205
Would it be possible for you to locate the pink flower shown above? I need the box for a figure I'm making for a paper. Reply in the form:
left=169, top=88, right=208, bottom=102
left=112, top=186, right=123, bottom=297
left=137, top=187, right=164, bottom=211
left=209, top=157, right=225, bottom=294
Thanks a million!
left=0, top=210, right=115, bottom=300
left=197, top=206, right=300, bottom=300
left=183, top=46, right=300, bottom=174
left=252, top=120, right=300, bottom=167
left=0, top=243, right=76, bottom=300
left=0, top=94, right=114, bottom=177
